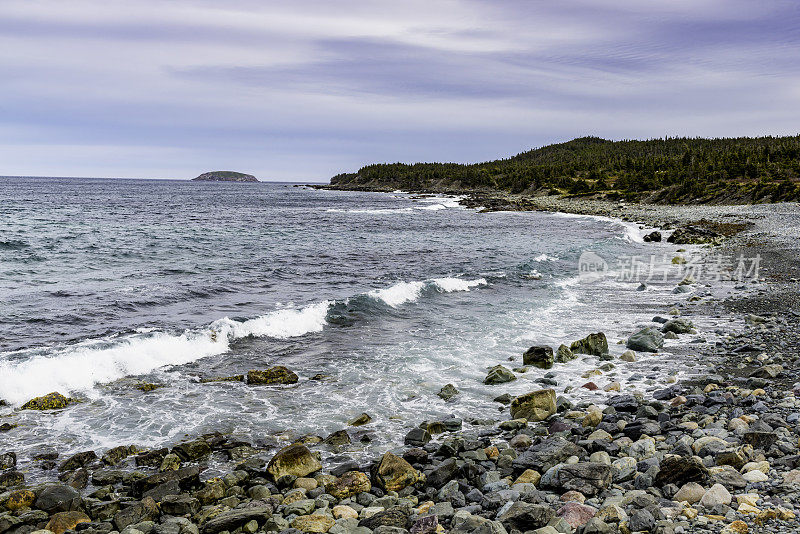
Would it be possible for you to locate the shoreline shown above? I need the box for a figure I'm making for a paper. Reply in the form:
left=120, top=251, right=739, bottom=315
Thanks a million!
left=3, top=196, right=800, bottom=534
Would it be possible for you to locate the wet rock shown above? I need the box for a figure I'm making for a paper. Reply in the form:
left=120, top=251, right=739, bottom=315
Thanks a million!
left=45, top=511, right=91, bottom=534
left=570, top=333, right=608, bottom=356
left=59, top=450, right=97, bottom=472
left=437, top=384, right=459, bottom=401
left=323, top=430, right=351, bottom=446
left=749, top=364, right=783, bottom=379
left=4, top=489, right=36, bottom=511
left=266, top=444, right=321, bottom=481
left=113, top=497, right=160, bottom=530
left=348, top=413, right=372, bottom=426
left=509, top=389, right=556, bottom=421
left=484, top=365, right=516, bottom=385
left=523, top=346, right=554, bottom=369
left=643, top=231, right=662, bottom=242
left=172, top=439, right=211, bottom=461
left=426, top=457, right=458, bottom=489
left=375, top=452, right=423, bottom=492
left=0, top=452, right=16, bottom=470
left=135, top=448, right=168, bottom=468
left=620, top=350, right=636, bottom=362
left=626, top=327, right=664, bottom=352
left=102, top=445, right=138, bottom=466
left=247, top=366, right=299, bottom=385
left=132, top=466, right=201, bottom=497
left=404, top=428, right=430, bottom=446
left=662, top=318, right=694, bottom=334
left=555, top=344, right=575, bottom=363
left=0, top=471, right=23, bottom=488
left=34, top=484, right=82, bottom=513
left=21, top=392, right=72, bottom=410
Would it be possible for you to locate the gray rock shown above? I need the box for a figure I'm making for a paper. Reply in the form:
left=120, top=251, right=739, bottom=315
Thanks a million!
left=626, top=327, right=664, bottom=353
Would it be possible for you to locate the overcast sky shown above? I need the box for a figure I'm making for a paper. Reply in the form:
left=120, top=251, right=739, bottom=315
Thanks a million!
left=1, top=1, right=798, bottom=181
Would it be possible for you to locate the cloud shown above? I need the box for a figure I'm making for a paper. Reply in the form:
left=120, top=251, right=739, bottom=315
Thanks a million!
left=0, top=0, right=798, bottom=179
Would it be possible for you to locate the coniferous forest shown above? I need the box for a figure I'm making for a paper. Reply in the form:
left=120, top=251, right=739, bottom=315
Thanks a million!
left=330, top=136, right=800, bottom=203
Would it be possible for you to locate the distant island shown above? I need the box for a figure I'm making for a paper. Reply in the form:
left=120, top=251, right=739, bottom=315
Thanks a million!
left=192, top=171, right=258, bottom=182
left=327, top=135, right=800, bottom=203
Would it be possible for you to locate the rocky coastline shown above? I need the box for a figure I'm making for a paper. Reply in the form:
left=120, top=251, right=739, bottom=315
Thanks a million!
left=3, top=198, right=800, bottom=534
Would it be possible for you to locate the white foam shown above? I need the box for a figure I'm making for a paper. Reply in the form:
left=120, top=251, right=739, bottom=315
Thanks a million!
left=0, top=301, right=333, bottom=406
left=368, top=281, right=426, bottom=307
left=533, top=254, right=558, bottom=262
left=431, top=277, right=487, bottom=292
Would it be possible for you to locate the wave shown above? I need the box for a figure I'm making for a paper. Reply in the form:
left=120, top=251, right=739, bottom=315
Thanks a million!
left=368, top=277, right=487, bottom=307
left=0, top=278, right=487, bottom=405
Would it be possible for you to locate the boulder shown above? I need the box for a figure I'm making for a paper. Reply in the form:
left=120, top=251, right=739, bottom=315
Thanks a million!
left=4, top=490, right=36, bottom=511
left=404, top=427, right=431, bottom=446
left=700, top=483, right=732, bottom=507
left=667, top=225, right=719, bottom=244
left=172, top=439, right=211, bottom=461
left=496, top=501, right=554, bottom=531
left=512, top=437, right=585, bottom=473
left=523, top=346, right=554, bottom=369
left=161, top=494, right=200, bottom=515
left=673, top=482, right=705, bottom=504
left=266, top=444, right=321, bottom=481
left=247, top=366, right=299, bottom=385
left=450, top=512, right=507, bottom=534
left=34, top=484, right=82, bottom=513
left=45, top=511, right=90, bottom=534
left=132, top=466, right=201, bottom=497
left=291, top=515, right=335, bottom=533
left=570, top=333, right=608, bottom=356
left=555, top=344, right=576, bottom=363
left=556, top=502, right=597, bottom=529
left=438, top=383, right=459, bottom=401
left=201, top=507, right=273, bottom=534
left=619, top=350, right=636, bottom=362
left=655, top=455, right=709, bottom=487
left=662, top=318, right=694, bottom=334
left=326, top=471, right=371, bottom=499
left=626, top=327, right=664, bottom=352
left=0, top=471, right=23, bottom=488
left=347, top=413, right=372, bottom=426
left=358, top=507, right=410, bottom=530
left=643, top=231, right=662, bottom=242
left=509, top=389, right=556, bottom=421
left=484, top=365, right=516, bottom=385
left=102, top=445, right=138, bottom=466
left=375, top=452, right=423, bottom=491
left=21, top=392, right=72, bottom=410
left=546, top=462, right=611, bottom=496
left=113, top=497, right=160, bottom=530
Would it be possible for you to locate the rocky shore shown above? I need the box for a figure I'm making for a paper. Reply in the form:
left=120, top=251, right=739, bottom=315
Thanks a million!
left=4, top=198, right=800, bottom=534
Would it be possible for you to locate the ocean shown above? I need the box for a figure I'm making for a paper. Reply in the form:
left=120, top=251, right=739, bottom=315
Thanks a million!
left=0, top=177, right=707, bottom=478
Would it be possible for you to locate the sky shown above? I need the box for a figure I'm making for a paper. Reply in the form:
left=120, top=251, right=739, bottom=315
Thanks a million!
left=0, top=1, right=798, bottom=181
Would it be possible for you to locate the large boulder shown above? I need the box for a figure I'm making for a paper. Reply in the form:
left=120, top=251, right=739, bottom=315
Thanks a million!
left=626, top=327, right=664, bottom=352
left=21, top=392, right=72, bottom=410
left=513, top=437, right=585, bottom=473
left=247, top=366, right=299, bottom=385
left=570, top=333, right=608, bottom=356
left=667, top=225, right=719, bottom=245
left=0, top=471, right=23, bottom=488
left=172, top=439, right=212, bottom=461
left=484, top=365, right=516, bottom=385
left=509, top=389, right=556, bottom=421
left=267, top=443, right=321, bottom=481
left=523, top=346, right=554, bottom=369
left=131, top=465, right=201, bottom=497
left=375, top=451, right=423, bottom=492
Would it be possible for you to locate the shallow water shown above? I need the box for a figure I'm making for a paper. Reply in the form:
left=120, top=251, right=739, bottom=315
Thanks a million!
left=0, top=178, right=711, bottom=477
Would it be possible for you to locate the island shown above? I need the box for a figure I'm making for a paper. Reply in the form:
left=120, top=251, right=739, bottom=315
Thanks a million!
left=192, top=171, right=258, bottom=182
